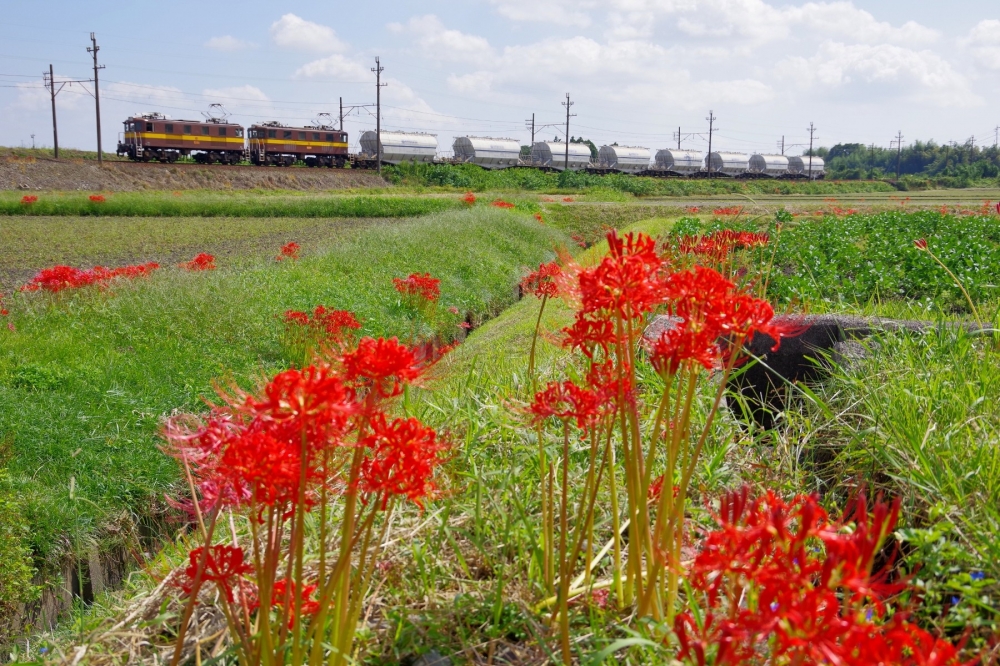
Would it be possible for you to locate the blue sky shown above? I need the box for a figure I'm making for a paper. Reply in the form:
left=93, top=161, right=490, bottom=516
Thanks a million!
left=2, top=1, right=999, bottom=157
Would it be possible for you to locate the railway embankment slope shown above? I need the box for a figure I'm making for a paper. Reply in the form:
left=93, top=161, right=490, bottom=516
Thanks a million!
left=0, top=157, right=387, bottom=191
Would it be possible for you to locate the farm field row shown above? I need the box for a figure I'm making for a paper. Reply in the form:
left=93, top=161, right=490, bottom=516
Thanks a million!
left=1, top=196, right=998, bottom=663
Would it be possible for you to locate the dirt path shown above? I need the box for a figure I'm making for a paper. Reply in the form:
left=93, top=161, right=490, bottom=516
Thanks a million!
left=0, top=157, right=388, bottom=192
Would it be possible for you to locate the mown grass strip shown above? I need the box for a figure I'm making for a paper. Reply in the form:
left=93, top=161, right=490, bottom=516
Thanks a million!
left=0, top=194, right=459, bottom=218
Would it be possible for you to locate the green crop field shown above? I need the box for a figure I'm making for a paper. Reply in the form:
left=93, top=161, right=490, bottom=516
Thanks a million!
left=1, top=192, right=998, bottom=664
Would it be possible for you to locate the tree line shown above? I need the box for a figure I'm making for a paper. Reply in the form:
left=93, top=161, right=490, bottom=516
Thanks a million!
left=809, top=140, right=1000, bottom=184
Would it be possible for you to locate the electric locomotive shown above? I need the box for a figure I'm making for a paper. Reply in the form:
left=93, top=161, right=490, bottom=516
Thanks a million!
left=247, top=122, right=348, bottom=167
left=116, top=112, right=245, bottom=164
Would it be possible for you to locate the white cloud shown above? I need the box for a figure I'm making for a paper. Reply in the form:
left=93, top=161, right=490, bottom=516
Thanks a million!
left=774, top=41, right=980, bottom=107
left=294, top=54, right=370, bottom=80
left=387, top=15, right=495, bottom=65
left=961, top=19, right=1000, bottom=71
left=204, top=35, right=256, bottom=52
left=487, top=0, right=596, bottom=27
left=201, top=85, right=270, bottom=103
left=270, top=14, right=346, bottom=53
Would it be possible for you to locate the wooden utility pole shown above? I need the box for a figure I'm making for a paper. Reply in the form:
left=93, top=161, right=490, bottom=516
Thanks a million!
left=894, top=131, right=904, bottom=180
left=562, top=93, right=575, bottom=170
left=807, top=123, right=816, bottom=179
left=372, top=57, right=386, bottom=176
left=869, top=143, right=875, bottom=179
left=87, top=33, right=105, bottom=164
left=45, top=64, right=59, bottom=158
left=339, top=97, right=343, bottom=131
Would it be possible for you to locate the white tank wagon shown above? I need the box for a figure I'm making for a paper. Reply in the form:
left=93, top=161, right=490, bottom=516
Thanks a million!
left=452, top=136, right=521, bottom=169
left=748, top=154, right=790, bottom=178
left=787, top=155, right=826, bottom=179
left=654, top=149, right=705, bottom=176
left=706, top=152, right=750, bottom=177
left=530, top=141, right=592, bottom=171
left=358, top=131, right=438, bottom=164
left=597, top=145, right=651, bottom=173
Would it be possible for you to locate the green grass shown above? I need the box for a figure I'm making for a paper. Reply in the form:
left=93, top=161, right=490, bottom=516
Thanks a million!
left=0, top=207, right=568, bottom=573
left=0, top=192, right=459, bottom=218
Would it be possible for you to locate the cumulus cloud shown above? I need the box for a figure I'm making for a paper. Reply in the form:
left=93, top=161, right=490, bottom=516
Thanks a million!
left=204, top=35, right=256, bottom=52
left=387, top=15, right=495, bottom=65
left=270, top=14, right=346, bottom=53
left=487, top=0, right=597, bottom=27
left=961, top=19, right=1000, bottom=70
left=774, top=41, right=980, bottom=107
left=202, top=85, right=270, bottom=103
left=294, top=54, right=370, bottom=80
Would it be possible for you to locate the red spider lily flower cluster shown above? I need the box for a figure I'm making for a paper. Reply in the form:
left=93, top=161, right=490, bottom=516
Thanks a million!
left=163, top=335, right=448, bottom=665
left=712, top=206, right=743, bottom=216
left=685, top=206, right=701, bottom=213
left=674, top=488, right=963, bottom=666
left=523, top=229, right=802, bottom=662
left=677, top=230, right=769, bottom=262
left=520, top=262, right=561, bottom=299
left=914, top=238, right=929, bottom=250
left=277, top=242, right=300, bottom=261
left=20, top=262, right=160, bottom=293
left=562, top=197, right=574, bottom=203
left=88, top=194, right=106, bottom=203
left=393, top=272, right=440, bottom=302
left=285, top=306, right=361, bottom=339
left=491, top=200, right=516, bottom=209
left=180, top=253, right=216, bottom=271
left=20, top=195, right=38, bottom=205
left=534, top=212, right=544, bottom=224
left=462, top=192, right=476, bottom=205
left=0, top=293, right=8, bottom=318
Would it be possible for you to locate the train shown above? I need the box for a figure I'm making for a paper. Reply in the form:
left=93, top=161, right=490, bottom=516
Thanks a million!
left=117, top=112, right=825, bottom=179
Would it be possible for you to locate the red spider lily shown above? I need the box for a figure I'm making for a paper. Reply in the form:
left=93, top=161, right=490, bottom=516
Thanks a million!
left=562, top=197, right=574, bottom=203
left=284, top=306, right=362, bottom=345
left=20, top=262, right=159, bottom=292
left=672, top=489, right=962, bottom=666
left=88, top=194, right=106, bottom=203
left=393, top=272, right=440, bottom=302
left=577, top=230, right=667, bottom=320
left=570, top=233, right=588, bottom=249
left=491, top=200, right=516, bottom=209
left=914, top=238, right=928, bottom=250
left=448, top=306, right=459, bottom=315
left=520, top=262, right=561, bottom=299
left=0, top=293, right=7, bottom=317
left=359, top=414, right=448, bottom=508
left=529, top=380, right=615, bottom=432
left=462, top=192, right=476, bottom=205
left=181, top=253, right=216, bottom=271
left=561, top=314, right=617, bottom=358
left=685, top=206, right=701, bottom=213
left=534, top=212, right=544, bottom=223
left=271, top=579, right=320, bottom=629
left=20, top=195, right=38, bottom=204
left=178, top=545, right=252, bottom=603
left=341, top=336, right=424, bottom=398
left=996, top=202, right=1000, bottom=215
left=277, top=242, right=300, bottom=261
left=712, top=206, right=743, bottom=216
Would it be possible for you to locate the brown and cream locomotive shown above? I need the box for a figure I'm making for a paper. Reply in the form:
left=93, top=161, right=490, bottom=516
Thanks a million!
left=247, top=122, right=348, bottom=167
left=116, top=112, right=246, bottom=164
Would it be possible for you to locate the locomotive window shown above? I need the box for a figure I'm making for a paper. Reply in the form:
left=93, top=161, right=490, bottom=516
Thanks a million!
left=183, top=125, right=192, bottom=134
left=283, top=131, right=292, bottom=139
left=218, top=127, right=227, bottom=136
left=325, top=133, right=334, bottom=141
left=146, top=122, right=153, bottom=131
left=298, top=131, right=306, bottom=140
left=202, top=126, right=210, bottom=135
left=235, top=128, right=243, bottom=137
left=269, top=130, right=277, bottom=138
left=311, top=132, right=318, bottom=141
left=165, top=124, right=174, bottom=133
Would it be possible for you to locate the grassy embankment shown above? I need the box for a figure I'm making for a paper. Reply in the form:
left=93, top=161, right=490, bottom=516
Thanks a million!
left=0, top=204, right=572, bottom=629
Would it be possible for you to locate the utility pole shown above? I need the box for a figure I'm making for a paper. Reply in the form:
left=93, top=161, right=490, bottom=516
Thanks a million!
left=676, top=126, right=681, bottom=150
left=994, top=126, right=999, bottom=148
left=31, top=134, right=35, bottom=150
left=780, top=136, right=785, bottom=156
left=339, top=97, right=343, bottom=131
left=869, top=143, right=875, bottom=180
left=809, top=123, right=816, bottom=180
left=372, top=57, right=386, bottom=176
left=894, top=131, right=904, bottom=180
left=562, top=93, right=575, bottom=170
left=525, top=113, right=536, bottom=144
left=45, top=64, right=59, bottom=158
left=706, top=110, right=716, bottom=176
left=87, top=33, right=105, bottom=164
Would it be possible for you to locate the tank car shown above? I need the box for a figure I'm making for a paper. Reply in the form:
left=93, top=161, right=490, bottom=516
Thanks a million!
left=787, top=155, right=826, bottom=179
left=357, top=131, right=438, bottom=165
left=247, top=122, right=348, bottom=167
left=654, top=149, right=704, bottom=176
left=706, top=152, right=750, bottom=177
left=452, top=136, right=521, bottom=169
left=596, top=145, right=651, bottom=173
left=748, top=154, right=790, bottom=178
left=117, top=113, right=245, bottom=163
left=528, top=141, right=592, bottom=171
